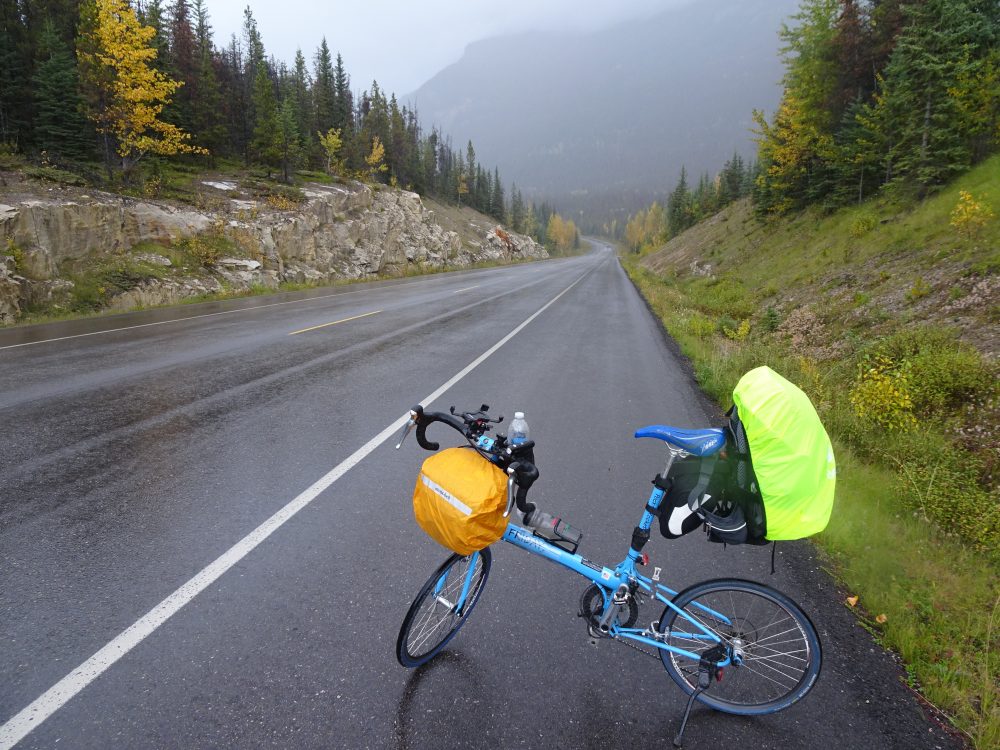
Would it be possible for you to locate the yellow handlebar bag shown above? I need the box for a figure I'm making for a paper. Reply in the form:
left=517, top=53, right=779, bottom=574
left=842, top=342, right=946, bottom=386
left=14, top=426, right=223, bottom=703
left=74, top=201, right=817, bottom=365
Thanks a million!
left=413, top=447, right=509, bottom=554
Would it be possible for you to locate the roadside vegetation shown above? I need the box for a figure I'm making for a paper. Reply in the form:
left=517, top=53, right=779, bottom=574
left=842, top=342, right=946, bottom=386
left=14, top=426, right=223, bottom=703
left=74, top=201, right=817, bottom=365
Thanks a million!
left=622, top=153, right=999, bottom=748
left=615, top=3, right=999, bottom=740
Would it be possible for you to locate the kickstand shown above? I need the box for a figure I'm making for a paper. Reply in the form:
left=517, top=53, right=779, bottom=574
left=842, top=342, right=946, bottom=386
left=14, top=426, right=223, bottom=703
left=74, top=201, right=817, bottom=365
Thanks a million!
left=673, top=644, right=726, bottom=748
left=672, top=669, right=710, bottom=748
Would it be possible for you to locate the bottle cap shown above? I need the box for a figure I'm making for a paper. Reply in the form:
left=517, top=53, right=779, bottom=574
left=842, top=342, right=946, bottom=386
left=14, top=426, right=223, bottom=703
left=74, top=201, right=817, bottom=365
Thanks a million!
left=514, top=412, right=525, bottom=419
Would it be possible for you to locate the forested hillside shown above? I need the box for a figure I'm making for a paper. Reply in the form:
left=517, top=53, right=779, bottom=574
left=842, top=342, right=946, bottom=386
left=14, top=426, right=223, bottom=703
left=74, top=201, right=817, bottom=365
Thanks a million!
left=619, top=0, right=1000, bottom=252
left=0, top=0, right=587, bottom=248
left=620, top=2, right=999, bottom=745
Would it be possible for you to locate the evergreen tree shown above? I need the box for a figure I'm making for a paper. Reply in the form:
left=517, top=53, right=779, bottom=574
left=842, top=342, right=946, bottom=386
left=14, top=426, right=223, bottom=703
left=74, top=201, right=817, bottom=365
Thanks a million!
left=865, top=0, right=996, bottom=190
left=138, top=0, right=170, bottom=71
left=313, top=37, right=334, bottom=134
left=291, top=48, right=313, bottom=159
left=276, top=95, right=299, bottom=181
left=667, top=166, right=691, bottom=235
left=251, top=59, right=279, bottom=173
left=491, top=166, right=505, bottom=221
left=189, top=0, right=225, bottom=156
left=332, top=51, right=351, bottom=134
left=32, top=20, right=93, bottom=160
left=510, top=183, right=525, bottom=232
left=0, top=0, right=31, bottom=147
left=167, top=0, right=196, bottom=130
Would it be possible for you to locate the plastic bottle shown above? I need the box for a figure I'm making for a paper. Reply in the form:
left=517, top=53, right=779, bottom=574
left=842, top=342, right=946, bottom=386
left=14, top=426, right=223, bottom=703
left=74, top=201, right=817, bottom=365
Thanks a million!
left=509, top=411, right=530, bottom=446
left=527, top=511, right=583, bottom=550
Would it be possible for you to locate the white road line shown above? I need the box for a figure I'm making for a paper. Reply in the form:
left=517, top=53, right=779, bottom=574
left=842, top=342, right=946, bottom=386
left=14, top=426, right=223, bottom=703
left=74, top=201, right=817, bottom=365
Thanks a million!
left=452, top=285, right=480, bottom=294
left=0, top=263, right=593, bottom=750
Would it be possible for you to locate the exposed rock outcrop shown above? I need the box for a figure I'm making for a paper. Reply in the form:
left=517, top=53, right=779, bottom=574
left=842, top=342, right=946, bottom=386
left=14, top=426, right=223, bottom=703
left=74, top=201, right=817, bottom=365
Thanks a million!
left=0, top=180, right=547, bottom=322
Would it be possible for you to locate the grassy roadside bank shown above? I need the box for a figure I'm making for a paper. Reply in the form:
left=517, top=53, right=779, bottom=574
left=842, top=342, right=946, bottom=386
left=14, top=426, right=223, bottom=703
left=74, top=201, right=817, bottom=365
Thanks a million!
left=622, top=256, right=999, bottom=749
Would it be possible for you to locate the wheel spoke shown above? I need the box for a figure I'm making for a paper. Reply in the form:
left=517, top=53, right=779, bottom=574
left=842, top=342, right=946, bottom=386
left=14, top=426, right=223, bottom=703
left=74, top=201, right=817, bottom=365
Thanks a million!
left=398, top=551, right=491, bottom=666
left=658, top=580, right=821, bottom=714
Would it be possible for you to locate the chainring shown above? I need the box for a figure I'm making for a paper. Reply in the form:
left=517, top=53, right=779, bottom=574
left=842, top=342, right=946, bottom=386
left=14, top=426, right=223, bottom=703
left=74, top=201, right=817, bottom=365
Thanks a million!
left=578, top=583, right=639, bottom=635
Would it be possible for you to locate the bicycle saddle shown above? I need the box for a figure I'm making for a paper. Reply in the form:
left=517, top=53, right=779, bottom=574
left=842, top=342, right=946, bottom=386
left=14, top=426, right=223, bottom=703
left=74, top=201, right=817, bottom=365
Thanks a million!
left=634, top=425, right=725, bottom=456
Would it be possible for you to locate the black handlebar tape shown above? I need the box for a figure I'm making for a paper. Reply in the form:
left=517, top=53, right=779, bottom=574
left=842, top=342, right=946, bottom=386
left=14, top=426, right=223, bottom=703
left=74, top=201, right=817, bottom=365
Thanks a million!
left=512, top=460, right=539, bottom=515
left=415, top=421, right=438, bottom=451
left=515, top=486, right=536, bottom=516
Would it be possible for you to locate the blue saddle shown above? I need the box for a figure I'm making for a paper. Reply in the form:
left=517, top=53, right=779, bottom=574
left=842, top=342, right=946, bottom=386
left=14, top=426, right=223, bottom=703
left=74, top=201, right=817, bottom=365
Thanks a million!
left=634, top=425, right=726, bottom=457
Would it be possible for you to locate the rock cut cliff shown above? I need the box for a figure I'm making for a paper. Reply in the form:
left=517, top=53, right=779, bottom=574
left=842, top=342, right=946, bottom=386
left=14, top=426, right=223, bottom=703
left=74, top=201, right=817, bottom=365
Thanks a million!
left=0, top=178, right=546, bottom=323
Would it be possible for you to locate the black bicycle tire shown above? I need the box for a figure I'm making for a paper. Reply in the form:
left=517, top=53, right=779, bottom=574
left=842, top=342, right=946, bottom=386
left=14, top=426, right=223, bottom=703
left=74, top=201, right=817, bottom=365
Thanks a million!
left=396, top=548, right=492, bottom=668
left=658, top=577, right=822, bottom=715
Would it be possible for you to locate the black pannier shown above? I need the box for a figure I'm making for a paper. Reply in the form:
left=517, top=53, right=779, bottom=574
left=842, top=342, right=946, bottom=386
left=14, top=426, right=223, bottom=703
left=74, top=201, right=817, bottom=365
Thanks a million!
left=656, top=406, right=768, bottom=545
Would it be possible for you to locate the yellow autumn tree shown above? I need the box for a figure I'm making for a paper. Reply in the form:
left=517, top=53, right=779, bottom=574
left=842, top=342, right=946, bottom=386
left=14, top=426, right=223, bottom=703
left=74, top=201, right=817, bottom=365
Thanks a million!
left=365, top=136, right=388, bottom=180
left=546, top=213, right=577, bottom=253
left=78, top=0, right=205, bottom=176
left=317, top=128, right=343, bottom=174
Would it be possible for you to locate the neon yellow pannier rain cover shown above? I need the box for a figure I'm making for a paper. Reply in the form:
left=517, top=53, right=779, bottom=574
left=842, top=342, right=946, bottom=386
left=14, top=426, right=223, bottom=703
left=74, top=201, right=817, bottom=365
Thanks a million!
left=732, top=366, right=836, bottom=540
left=413, top=447, right=508, bottom=555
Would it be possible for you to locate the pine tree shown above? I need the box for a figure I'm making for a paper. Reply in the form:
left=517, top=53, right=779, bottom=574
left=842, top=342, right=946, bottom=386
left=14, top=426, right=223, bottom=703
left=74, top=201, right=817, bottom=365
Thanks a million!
left=251, top=59, right=280, bottom=174
left=667, top=166, right=691, bottom=235
left=189, top=0, right=225, bottom=157
left=32, top=20, right=93, bottom=160
left=332, top=51, right=351, bottom=134
left=866, top=0, right=996, bottom=190
left=510, top=183, right=525, bottom=232
left=491, top=166, right=505, bottom=222
left=291, top=48, right=313, bottom=159
left=277, top=95, right=299, bottom=182
left=0, top=0, right=31, bottom=147
left=138, top=0, right=170, bottom=72
left=313, top=37, right=334, bottom=134
left=167, top=0, right=196, bottom=130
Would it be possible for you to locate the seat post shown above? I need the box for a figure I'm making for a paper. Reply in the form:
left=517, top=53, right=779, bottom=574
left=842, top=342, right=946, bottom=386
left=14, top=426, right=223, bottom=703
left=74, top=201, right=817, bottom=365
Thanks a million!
left=662, top=446, right=687, bottom=477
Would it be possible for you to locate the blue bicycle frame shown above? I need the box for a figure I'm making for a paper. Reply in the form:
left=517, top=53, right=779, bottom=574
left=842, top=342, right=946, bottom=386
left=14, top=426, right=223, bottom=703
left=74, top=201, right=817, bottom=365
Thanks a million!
left=443, top=481, right=734, bottom=668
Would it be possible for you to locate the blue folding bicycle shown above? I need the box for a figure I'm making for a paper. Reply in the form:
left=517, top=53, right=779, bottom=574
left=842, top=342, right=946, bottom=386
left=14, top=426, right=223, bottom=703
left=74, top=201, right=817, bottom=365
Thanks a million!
left=395, top=404, right=821, bottom=747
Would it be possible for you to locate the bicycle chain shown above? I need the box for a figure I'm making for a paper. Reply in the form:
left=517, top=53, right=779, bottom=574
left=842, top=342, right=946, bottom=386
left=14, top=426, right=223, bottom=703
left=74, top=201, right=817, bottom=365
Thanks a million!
left=618, top=633, right=659, bottom=659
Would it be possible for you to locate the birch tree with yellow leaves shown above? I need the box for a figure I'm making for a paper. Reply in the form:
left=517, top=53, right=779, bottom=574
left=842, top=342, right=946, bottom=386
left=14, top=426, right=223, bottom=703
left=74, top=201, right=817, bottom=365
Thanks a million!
left=78, top=0, right=205, bottom=178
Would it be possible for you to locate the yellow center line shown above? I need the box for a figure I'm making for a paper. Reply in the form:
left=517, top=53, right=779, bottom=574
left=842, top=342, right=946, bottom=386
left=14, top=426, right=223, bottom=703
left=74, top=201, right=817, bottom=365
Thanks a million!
left=288, top=310, right=382, bottom=336
left=452, top=285, right=480, bottom=294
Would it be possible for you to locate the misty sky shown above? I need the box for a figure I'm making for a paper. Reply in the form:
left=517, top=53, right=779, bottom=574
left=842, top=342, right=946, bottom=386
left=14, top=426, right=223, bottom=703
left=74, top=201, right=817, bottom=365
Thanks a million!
left=207, top=0, right=693, bottom=96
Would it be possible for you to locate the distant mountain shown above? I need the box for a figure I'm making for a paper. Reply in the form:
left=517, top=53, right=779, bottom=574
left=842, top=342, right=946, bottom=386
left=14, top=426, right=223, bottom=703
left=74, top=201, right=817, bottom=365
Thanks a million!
left=407, top=0, right=798, bottom=223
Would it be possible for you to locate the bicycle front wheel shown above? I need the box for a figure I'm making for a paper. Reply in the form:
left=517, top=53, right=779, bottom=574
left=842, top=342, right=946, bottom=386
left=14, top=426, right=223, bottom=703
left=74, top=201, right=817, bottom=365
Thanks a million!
left=658, top=578, right=821, bottom=715
left=396, top=548, right=492, bottom=668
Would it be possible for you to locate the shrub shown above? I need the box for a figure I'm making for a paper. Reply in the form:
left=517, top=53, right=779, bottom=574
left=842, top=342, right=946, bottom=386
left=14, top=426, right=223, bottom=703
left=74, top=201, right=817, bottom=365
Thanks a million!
left=905, top=277, right=931, bottom=301
left=876, top=327, right=996, bottom=418
left=950, top=190, right=995, bottom=240
left=687, top=276, right=755, bottom=318
left=5, top=238, right=26, bottom=274
left=849, top=213, right=877, bottom=238
left=181, top=235, right=221, bottom=267
left=686, top=314, right=716, bottom=339
left=722, top=318, right=751, bottom=341
left=850, top=355, right=918, bottom=431
left=762, top=306, right=780, bottom=332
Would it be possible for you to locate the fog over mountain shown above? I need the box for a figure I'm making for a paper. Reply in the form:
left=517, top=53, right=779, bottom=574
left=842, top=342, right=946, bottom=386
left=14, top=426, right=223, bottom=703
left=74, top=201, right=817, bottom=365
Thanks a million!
left=407, top=0, right=799, bottom=222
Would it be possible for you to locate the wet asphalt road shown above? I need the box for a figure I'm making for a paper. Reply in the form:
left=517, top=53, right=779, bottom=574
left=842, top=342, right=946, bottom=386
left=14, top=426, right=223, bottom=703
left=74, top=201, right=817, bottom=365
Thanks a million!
left=0, top=245, right=959, bottom=749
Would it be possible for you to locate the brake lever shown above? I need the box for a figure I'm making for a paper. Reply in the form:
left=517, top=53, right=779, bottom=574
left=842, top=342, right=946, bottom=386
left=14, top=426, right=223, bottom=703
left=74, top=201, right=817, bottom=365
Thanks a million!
left=503, top=462, right=521, bottom=518
left=395, top=413, right=417, bottom=449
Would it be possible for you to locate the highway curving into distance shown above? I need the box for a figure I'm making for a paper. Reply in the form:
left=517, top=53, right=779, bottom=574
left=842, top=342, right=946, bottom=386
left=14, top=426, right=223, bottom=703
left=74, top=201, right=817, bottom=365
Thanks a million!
left=0, top=244, right=958, bottom=748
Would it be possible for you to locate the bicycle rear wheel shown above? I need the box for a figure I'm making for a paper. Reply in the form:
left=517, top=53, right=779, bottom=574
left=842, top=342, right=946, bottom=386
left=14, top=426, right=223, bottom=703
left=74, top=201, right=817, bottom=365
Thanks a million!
left=658, top=578, right=821, bottom=715
left=396, top=548, right=492, bottom=668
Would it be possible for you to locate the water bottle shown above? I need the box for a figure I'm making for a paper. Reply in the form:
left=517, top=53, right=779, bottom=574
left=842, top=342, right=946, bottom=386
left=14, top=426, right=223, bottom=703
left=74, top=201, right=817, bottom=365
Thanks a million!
left=527, top=511, right=583, bottom=551
left=509, top=411, right=530, bottom=446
